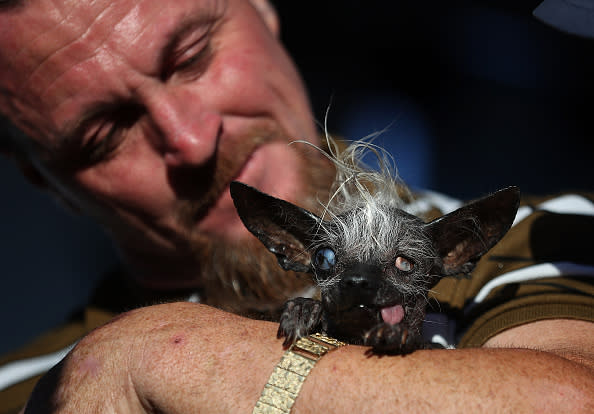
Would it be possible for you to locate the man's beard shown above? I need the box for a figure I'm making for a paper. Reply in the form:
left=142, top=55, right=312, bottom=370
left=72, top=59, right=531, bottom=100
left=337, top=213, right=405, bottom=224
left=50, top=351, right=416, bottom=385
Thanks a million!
left=169, top=127, right=336, bottom=316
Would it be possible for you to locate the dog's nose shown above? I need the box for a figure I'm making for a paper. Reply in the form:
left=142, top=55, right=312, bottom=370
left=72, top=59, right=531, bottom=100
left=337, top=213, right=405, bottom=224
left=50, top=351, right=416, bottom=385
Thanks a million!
left=345, top=274, right=372, bottom=289
left=342, top=272, right=380, bottom=292
left=336, top=263, right=383, bottom=307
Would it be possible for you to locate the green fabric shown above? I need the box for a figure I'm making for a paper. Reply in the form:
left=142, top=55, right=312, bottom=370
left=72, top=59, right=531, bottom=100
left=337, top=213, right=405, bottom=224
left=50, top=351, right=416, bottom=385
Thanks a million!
left=430, top=192, right=594, bottom=346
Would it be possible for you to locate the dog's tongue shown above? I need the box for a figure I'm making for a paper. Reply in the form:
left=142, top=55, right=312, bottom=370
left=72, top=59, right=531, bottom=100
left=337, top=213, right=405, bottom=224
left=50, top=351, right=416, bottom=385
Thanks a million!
left=381, top=304, right=405, bottom=325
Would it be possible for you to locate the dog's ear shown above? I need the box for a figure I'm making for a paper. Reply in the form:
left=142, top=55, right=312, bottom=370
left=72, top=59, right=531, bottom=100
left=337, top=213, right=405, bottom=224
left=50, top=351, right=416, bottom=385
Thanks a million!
left=230, top=181, right=319, bottom=273
left=424, top=186, right=520, bottom=277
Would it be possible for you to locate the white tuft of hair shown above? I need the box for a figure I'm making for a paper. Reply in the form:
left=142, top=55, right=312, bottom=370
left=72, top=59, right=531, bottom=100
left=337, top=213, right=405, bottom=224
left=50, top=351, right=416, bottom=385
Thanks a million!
left=293, top=128, right=411, bottom=217
left=292, top=132, right=435, bottom=293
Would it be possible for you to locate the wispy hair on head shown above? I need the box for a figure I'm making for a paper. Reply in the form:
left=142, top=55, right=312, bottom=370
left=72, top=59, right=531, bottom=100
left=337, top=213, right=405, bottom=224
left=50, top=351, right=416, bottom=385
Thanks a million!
left=292, top=129, right=412, bottom=220
left=291, top=131, right=433, bottom=277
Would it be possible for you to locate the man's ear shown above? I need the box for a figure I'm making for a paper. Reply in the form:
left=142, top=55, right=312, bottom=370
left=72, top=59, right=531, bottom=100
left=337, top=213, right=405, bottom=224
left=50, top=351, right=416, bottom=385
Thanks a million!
left=230, top=181, right=318, bottom=273
left=424, top=186, right=520, bottom=277
left=250, top=0, right=280, bottom=37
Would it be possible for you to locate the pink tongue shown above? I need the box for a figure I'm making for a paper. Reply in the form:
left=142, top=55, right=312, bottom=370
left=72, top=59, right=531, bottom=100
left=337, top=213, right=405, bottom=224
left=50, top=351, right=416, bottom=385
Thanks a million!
left=381, top=305, right=405, bottom=325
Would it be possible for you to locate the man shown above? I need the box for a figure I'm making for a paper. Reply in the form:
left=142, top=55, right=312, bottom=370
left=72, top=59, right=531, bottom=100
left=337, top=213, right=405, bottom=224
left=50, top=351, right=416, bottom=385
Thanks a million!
left=0, top=0, right=334, bottom=313
left=1, top=0, right=593, bottom=413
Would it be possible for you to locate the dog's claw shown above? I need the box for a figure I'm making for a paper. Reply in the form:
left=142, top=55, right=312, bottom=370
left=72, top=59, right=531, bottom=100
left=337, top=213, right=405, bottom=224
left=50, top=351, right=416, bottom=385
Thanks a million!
left=364, top=323, right=422, bottom=354
left=278, top=298, right=323, bottom=348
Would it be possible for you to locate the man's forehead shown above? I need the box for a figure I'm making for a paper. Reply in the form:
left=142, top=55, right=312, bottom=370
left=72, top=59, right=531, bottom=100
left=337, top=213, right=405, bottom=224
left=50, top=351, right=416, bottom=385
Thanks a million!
left=0, top=0, right=226, bottom=145
left=2, top=0, right=157, bottom=95
left=0, top=0, right=226, bottom=81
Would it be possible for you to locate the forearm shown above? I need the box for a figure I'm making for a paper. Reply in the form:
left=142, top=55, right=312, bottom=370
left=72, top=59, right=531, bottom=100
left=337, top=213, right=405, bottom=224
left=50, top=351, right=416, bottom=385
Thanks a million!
left=24, top=303, right=594, bottom=413
left=299, top=345, right=593, bottom=413
left=133, top=304, right=594, bottom=413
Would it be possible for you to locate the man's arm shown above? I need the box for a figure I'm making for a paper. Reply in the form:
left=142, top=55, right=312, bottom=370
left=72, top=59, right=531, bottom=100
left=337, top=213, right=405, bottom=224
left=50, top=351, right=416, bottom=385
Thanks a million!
left=23, top=302, right=594, bottom=413
left=484, top=318, right=594, bottom=370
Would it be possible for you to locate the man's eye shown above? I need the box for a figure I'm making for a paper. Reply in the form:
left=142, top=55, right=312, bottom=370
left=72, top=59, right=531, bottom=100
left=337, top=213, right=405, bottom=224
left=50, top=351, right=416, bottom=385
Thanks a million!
left=165, top=33, right=213, bottom=79
left=171, top=45, right=212, bottom=79
left=80, top=106, right=141, bottom=165
left=81, top=121, right=122, bottom=164
left=174, top=45, right=209, bottom=72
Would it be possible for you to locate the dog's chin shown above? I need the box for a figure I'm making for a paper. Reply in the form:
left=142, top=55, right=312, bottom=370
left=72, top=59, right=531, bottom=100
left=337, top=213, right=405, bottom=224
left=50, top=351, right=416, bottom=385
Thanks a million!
left=326, top=302, right=407, bottom=343
left=326, top=305, right=382, bottom=343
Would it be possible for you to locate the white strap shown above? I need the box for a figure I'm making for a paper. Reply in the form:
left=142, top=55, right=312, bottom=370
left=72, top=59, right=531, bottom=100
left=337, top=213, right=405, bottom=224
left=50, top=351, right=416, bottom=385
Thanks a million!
left=513, top=194, right=594, bottom=226
left=466, top=261, right=594, bottom=314
left=0, top=342, right=76, bottom=391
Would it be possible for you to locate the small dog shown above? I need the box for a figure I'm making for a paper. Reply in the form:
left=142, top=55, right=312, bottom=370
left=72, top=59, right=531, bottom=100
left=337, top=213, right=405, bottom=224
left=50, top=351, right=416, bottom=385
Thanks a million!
left=230, top=141, right=519, bottom=354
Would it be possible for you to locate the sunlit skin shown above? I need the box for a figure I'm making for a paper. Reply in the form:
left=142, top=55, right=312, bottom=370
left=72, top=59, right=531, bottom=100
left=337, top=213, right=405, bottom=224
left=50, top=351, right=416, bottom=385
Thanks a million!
left=0, top=0, right=320, bottom=287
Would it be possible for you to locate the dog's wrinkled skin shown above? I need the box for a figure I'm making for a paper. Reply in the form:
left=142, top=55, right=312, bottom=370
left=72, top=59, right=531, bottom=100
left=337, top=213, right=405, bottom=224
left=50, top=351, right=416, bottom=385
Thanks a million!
left=231, top=181, right=520, bottom=354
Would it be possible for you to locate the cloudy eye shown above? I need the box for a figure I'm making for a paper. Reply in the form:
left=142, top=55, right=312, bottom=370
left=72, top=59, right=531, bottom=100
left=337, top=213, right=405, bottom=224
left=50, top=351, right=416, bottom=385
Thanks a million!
left=395, top=256, right=413, bottom=272
left=315, top=247, right=336, bottom=271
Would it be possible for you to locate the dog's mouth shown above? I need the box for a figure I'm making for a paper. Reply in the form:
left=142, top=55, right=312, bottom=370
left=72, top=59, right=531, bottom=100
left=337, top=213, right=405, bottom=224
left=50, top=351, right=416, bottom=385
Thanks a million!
left=332, top=302, right=406, bottom=326
left=379, top=304, right=405, bottom=325
left=326, top=302, right=406, bottom=343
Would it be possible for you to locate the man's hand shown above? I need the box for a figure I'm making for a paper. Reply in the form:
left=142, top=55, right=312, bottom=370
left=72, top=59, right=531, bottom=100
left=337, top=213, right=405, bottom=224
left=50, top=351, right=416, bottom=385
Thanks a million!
left=23, top=302, right=594, bottom=413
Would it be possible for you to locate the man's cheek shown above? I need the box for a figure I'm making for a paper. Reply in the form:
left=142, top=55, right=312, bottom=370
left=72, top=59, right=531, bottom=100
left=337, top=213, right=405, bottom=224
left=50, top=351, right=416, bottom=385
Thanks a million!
left=74, top=158, right=174, bottom=218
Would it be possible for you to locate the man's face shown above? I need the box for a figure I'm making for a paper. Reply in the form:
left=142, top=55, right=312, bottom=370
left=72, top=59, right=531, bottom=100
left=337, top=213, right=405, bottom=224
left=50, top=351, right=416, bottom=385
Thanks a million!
left=0, top=0, right=323, bottom=285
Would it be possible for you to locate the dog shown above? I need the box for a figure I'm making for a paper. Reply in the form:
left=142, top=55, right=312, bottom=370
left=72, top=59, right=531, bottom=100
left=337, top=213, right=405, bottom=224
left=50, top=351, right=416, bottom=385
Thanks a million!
left=230, top=141, right=519, bottom=354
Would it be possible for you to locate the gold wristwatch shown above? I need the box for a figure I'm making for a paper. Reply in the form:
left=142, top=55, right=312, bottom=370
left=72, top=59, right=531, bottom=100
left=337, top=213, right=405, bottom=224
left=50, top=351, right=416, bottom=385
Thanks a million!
left=252, top=333, right=346, bottom=414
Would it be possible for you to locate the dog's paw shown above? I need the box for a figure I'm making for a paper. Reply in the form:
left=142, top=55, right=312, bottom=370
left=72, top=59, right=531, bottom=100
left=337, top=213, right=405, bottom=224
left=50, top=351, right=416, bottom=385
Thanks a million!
left=363, top=323, right=422, bottom=354
left=277, top=298, right=323, bottom=348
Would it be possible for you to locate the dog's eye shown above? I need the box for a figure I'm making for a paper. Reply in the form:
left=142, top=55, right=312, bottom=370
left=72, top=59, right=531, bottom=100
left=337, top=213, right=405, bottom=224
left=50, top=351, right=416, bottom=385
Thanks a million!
left=395, top=256, right=413, bottom=272
left=315, top=247, right=336, bottom=271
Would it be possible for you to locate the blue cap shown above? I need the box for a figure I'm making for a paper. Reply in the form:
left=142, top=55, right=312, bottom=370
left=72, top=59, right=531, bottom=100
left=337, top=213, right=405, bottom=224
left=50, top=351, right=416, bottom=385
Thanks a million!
left=533, top=0, right=594, bottom=39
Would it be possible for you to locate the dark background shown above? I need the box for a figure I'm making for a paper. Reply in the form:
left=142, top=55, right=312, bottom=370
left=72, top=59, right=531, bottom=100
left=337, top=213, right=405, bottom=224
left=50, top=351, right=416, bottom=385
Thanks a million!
left=2, top=0, right=593, bottom=354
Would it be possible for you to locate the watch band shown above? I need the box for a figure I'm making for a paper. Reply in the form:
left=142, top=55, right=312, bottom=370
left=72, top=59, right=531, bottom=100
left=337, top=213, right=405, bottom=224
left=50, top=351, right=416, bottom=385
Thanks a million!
left=252, top=333, right=346, bottom=414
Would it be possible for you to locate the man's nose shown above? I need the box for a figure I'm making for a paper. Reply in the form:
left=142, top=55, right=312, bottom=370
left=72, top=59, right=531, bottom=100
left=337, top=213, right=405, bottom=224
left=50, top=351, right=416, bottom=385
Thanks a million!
left=144, top=86, right=221, bottom=167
